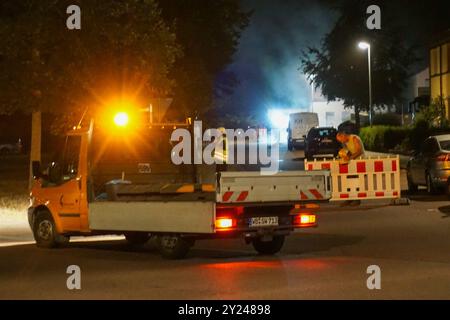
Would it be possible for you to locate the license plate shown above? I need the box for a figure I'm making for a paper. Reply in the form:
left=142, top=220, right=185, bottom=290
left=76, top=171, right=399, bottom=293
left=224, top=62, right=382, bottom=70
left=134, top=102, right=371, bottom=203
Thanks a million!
left=322, top=139, right=332, bottom=143
left=249, top=216, right=279, bottom=227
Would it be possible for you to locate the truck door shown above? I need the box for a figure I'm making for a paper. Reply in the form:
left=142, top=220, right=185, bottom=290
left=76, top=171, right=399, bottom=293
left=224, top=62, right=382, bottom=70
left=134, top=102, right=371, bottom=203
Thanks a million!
left=53, top=135, right=82, bottom=232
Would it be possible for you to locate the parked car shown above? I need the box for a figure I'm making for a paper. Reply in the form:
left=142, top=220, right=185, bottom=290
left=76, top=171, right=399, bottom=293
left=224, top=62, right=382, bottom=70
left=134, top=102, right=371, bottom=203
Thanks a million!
left=0, top=139, right=22, bottom=155
left=407, top=134, right=450, bottom=194
left=304, top=127, right=340, bottom=160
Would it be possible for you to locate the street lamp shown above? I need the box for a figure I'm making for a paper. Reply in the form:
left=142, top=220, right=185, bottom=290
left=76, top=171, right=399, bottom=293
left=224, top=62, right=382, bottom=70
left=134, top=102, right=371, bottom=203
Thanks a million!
left=358, top=41, right=373, bottom=126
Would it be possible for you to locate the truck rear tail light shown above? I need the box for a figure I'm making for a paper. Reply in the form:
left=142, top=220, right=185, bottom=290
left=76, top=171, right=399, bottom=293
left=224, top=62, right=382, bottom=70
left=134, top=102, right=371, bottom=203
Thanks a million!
left=215, top=217, right=237, bottom=231
left=293, top=213, right=317, bottom=227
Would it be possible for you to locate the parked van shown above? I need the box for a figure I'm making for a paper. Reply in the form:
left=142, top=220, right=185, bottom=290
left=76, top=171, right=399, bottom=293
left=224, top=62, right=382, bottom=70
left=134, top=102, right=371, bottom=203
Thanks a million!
left=287, top=112, right=319, bottom=151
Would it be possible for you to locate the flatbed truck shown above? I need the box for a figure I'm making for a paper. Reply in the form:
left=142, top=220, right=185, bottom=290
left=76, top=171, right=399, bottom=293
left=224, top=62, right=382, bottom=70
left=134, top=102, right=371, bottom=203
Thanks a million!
left=28, top=118, right=329, bottom=259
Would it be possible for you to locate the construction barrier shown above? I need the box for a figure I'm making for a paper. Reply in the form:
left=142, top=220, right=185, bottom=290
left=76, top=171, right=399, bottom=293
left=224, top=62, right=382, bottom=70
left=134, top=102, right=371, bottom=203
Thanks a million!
left=305, top=156, right=401, bottom=201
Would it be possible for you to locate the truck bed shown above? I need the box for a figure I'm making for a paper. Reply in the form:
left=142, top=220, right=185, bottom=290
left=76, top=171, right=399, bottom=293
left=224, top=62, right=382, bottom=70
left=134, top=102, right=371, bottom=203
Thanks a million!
left=88, top=170, right=330, bottom=234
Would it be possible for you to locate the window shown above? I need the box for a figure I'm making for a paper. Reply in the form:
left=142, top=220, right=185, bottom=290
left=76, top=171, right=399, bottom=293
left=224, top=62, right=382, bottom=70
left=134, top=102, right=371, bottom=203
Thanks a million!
left=341, top=111, right=351, bottom=122
left=325, top=112, right=335, bottom=127
left=439, top=140, right=450, bottom=151
left=62, top=135, right=81, bottom=178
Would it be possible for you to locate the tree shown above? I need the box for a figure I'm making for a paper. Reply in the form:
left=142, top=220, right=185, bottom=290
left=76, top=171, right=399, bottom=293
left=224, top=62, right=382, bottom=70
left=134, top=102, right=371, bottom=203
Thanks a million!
left=300, top=0, right=417, bottom=128
left=418, top=96, right=449, bottom=128
left=0, top=0, right=181, bottom=124
left=156, top=0, right=251, bottom=119
left=0, top=0, right=181, bottom=185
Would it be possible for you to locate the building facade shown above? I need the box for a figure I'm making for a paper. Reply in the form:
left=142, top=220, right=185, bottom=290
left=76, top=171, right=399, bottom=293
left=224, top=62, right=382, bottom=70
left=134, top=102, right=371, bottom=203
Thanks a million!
left=430, top=33, right=450, bottom=118
left=310, top=85, right=353, bottom=128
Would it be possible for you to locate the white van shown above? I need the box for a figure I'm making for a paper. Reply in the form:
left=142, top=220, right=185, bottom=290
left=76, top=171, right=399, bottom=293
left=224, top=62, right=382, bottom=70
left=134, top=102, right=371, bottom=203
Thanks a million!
left=287, top=112, right=319, bottom=150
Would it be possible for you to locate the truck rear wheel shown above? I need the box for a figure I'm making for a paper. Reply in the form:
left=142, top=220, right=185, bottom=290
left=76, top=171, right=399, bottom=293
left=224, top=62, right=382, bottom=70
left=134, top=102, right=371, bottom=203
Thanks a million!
left=156, top=234, right=194, bottom=260
left=252, top=235, right=285, bottom=255
left=124, top=232, right=150, bottom=245
left=33, top=211, right=69, bottom=248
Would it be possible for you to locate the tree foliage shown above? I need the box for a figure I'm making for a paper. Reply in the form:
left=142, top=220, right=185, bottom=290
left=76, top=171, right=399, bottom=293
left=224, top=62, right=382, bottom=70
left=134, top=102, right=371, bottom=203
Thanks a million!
left=0, top=0, right=181, bottom=125
left=301, top=0, right=417, bottom=127
left=0, top=0, right=250, bottom=127
left=156, top=0, right=251, bottom=118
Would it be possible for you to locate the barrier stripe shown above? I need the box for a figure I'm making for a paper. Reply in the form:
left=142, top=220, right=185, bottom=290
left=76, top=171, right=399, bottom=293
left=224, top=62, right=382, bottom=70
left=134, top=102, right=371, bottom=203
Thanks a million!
left=309, top=189, right=324, bottom=199
left=236, top=191, right=249, bottom=202
left=321, top=163, right=331, bottom=170
left=374, top=161, right=384, bottom=172
left=358, top=192, right=367, bottom=198
left=223, top=191, right=233, bottom=202
left=300, top=191, right=309, bottom=200
left=392, top=160, right=397, bottom=172
left=339, top=164, right=348, bottom=174
left=357, top=162, right=366, bottom=173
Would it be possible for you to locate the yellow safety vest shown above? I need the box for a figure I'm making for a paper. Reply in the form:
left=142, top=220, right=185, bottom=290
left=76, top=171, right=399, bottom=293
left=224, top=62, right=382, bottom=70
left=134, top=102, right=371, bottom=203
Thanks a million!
left=344, top=134, right=365, bottom=157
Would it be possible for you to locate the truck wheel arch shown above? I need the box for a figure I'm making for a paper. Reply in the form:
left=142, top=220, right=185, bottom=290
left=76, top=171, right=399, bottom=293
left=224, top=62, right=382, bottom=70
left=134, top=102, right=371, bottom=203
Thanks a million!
left=30, top=205, right=64, bottom=234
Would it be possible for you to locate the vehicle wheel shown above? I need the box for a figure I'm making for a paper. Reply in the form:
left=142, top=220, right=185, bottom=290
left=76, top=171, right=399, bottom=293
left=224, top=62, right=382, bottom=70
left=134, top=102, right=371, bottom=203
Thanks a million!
left=156, top=234, right=194, bottom=260
left=407, top=172, right=418, bottom=194
left=33, top=211, right=69, bottom=248
left=426, top=173, right=437, bottom=194
left=124, top=232, right=150, bottom=245
left=252, top=235, right=285, bottom=255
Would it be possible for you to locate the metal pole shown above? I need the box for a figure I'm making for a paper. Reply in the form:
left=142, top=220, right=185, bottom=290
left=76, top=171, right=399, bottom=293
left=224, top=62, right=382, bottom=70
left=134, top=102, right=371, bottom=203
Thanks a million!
left=368, top=46, right=373, bottom=127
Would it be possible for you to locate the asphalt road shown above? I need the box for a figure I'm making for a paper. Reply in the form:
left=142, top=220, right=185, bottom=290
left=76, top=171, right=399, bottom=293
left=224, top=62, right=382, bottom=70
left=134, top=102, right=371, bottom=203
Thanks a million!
left=1, top=148, right=450, bottom=299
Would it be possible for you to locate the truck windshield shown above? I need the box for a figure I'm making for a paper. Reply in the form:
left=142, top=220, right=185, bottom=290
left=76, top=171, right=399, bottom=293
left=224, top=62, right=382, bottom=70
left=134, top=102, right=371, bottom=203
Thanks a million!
left=91, top=128, right=174, bottom=163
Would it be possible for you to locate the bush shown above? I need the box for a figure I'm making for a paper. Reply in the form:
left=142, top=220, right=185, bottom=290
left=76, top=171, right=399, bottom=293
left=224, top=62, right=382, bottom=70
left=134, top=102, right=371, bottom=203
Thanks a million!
left=360, top=125, right=410, bottom=152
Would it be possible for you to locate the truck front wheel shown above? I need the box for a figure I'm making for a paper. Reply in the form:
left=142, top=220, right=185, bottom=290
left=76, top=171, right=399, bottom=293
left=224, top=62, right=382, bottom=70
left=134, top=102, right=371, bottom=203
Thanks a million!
left=33, top=211, right=69, bottom=248
left=156, top=234, right=194, bottom=260
left=252, top=235, right=285, bottom=255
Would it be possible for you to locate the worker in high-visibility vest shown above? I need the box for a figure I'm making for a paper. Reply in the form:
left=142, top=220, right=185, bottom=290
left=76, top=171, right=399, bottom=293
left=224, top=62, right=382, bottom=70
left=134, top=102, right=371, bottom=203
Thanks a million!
left=336, top=130, right=365, bottom=206
left=336, top=131, right=365, bottom=163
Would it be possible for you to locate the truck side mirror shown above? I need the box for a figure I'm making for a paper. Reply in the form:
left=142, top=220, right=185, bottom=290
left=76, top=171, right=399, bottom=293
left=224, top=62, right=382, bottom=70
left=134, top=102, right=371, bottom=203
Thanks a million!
left=32, top=161, right=42, bottom=179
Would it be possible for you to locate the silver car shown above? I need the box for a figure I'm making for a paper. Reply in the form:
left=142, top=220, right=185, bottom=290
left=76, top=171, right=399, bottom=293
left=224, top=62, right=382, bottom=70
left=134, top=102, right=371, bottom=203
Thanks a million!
left=407, top=134, right=450, bottom=194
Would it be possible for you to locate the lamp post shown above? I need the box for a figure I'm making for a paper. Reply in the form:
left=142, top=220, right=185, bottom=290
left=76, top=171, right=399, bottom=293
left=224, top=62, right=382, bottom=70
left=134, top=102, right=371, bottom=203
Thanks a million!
left=358, top=41, right=372, bottom=126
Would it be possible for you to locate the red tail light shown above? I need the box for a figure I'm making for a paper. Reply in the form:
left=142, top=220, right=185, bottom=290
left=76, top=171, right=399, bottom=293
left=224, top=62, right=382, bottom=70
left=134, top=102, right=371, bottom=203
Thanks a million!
left=293, top=213, right=317, bottom=227
left=435, top=154, right=450, bottom=162
left=215, top=217, right=237, bottom=231
left=215, top=206, right=242, bottom=232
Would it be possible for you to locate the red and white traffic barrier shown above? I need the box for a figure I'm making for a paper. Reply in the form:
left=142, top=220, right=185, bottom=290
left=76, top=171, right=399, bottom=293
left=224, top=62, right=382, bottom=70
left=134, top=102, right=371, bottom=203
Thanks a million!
left=305, top=156, right=401, bottom=201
